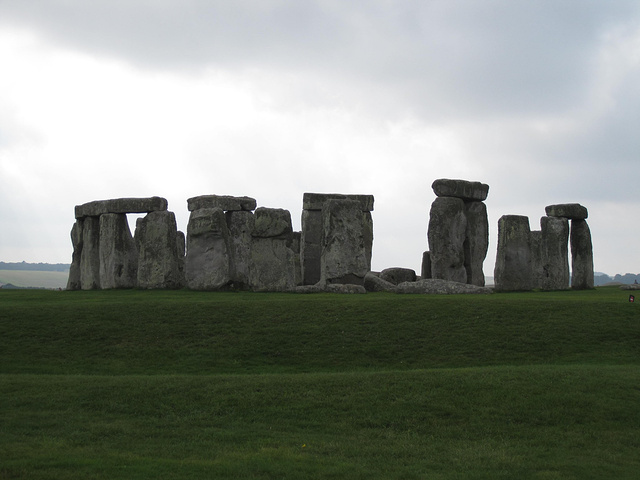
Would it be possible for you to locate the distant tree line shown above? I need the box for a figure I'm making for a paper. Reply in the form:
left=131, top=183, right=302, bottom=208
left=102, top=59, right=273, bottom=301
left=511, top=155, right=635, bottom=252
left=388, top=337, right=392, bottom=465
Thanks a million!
left=594, top=273, right=640, bottom=286
left=0, top=262, right=70, bottom=272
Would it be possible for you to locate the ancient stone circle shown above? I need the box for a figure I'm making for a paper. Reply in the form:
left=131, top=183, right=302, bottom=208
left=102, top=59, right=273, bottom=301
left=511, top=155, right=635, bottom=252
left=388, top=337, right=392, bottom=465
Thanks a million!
left=67, top=180, right=594, bottom=293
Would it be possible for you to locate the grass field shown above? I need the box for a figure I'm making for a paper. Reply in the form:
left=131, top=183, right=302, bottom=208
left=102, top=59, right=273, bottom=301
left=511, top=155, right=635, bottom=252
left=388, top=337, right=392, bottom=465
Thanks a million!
left=1, top=287, right=639, bottom=479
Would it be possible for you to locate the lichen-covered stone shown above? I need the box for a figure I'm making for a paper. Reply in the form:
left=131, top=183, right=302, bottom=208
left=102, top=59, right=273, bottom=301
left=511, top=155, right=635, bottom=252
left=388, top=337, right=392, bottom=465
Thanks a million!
left=545, top=203, right=588, bottom=220
left=79, top=216, right=101, bottom=290
left=185, top=208, right=231, bottom=290
left=432, top=179, right=489, bottom=201
left=135, top=211, right=184, bottom=289
left=364, top=271, right=396, bottom=292
left=540, top=216, right=570, bottom=290
left=249, top=237, right=296, bottom=291
left=380, top=267, right=417, bottom=285
left=464, top=201, right=489, bottom=286
left=393, top=279, right=492, bottom=294
left=66, top=220, right=84, bottom=290
left=187, top=195, right=257, bottom=212
left=226, top=210, right=255, bottom=289
left=571, top=219, right=594, bottom=290
left=302, top=193, right=374, bottom=211
left=99, top=213, right=138, bottom=289
left=494, top=215, right=532, bottom=291
left=252, top=207, right=293, bottom=238
left=428, top=197, right=467, bottom=283
left=75, top=197, right=167, bottom=219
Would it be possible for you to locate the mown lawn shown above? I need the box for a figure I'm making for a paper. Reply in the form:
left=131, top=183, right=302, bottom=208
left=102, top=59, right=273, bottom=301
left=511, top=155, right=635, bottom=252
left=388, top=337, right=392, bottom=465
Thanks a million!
left=1, top=287, right=639, bottom=479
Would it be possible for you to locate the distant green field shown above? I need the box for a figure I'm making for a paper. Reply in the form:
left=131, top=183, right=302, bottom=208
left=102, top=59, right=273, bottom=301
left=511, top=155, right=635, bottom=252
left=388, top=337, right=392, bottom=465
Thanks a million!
left=1, top=287, right=639, bottom=479
left=0, top=270, right=68, bottom=289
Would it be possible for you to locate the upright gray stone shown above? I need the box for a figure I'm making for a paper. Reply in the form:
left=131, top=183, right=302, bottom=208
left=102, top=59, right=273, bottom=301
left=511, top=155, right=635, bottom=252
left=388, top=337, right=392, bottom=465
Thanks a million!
left=66, top=220, right=84, bottom=290
left=79, top=216, right=101, bottom=290
left=494, top=215, right=532, bottom=291
left=291, top=232, right=302, bottom=286
left=571, top=219, right=594, bottom=290
left=530, top=230, right=544, bottom=289
left=135, top=211, right=184, bottom=289
left=75, top=197, right=168, bottom=218
left=321, top=199, right=371, bottom=285
left=99, top=213, right=138, bottom=289
left=432, top=179, right=489, bottom=201
left=185, top=208, right=232, bottom=290
left=226, top=210, right=255, bottom=289
left=464, top=201, right=489, bottom=286
left=428, top=196, right=467, bottom=283
left=421, top=251, right=432, bottom=279
left=545, top=203, right=588, bottom=220
left=540, top=216, right=570, bottom=290
left=249, top=208, right=296, bottom=291
left=301, top=193, right=374, bottom=286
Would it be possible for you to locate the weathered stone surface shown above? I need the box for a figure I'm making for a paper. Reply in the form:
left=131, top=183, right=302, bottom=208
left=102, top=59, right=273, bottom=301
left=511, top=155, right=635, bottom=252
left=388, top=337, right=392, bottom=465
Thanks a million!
left=393, top=279, right=492, bottom=294
left=530, top=230, right=544, bottom=289
left=300, top=210, right=323, bottom=286
left=540, top=216, right=570, bottom=290
left=249, top=237, right=296, bottom=291
left=321, top=199, right=371, bottom=285
left=187, top=195, right=257, bottom=212
left=464, top=201, right=489, bottom=286
left=494, top=215, right=532, bottom=291
left=66, top=220, right=83, bottom=290
left=75, top=197, right=167, bottom=219
left=545, top=203, right=588, bottom=220
left=79, top=216, right=101, bottom=290
left=364, top=271, right=395, bottom=292
left=428, top=197, right=467, bottom=283
left=380, top=268, right=417, bottom=285
left=99, top=213, right=138, bottom=289
left=294, top=284, right=326, bottom=293
left=326, top=284, right=367, bottom=294
left=291, top=232, right=302, bottom=286
left=135, top=211, right=184, bottom=289
left=571, top=219, right=594, bottom=290
left=432, top=179, right=489, bottom=201
left=226, top=210, right=254, bottom=289
left=421, top=251, right=432, bottom=279
left=253, top=207, right=293, bottom=238
left=185, top=208, right=231, bottom=290
left=303, top=193, right=374, bottom=211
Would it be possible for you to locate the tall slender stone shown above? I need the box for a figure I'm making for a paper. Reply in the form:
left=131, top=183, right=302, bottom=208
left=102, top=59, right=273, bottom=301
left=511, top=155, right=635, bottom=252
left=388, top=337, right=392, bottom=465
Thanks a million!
left=494, top=215, right=532, bottom=291
left=66, top=220, right=84, bottom=290
left=185, top=208, right=232, bottom=290
left=135, top=211, right=184, bottom=289
left=540, top=216, right=570, bottom=290
left=226, top=210, right=255, bottom=289
left=570, top=219, right=594, bottom=290
left=99, top=213, right=138, bottom=289
left=79, top=216, right=101, bottom=290
left=464, top=201, right=489, bottom=286
left=428, top=196, right=467, bottom=283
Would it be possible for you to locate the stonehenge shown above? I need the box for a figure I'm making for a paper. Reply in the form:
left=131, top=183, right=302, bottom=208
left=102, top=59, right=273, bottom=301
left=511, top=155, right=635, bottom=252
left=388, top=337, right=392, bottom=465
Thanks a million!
left=67, top=184, right=595, bottom=294
left=494, top=203, right=593, bottom=291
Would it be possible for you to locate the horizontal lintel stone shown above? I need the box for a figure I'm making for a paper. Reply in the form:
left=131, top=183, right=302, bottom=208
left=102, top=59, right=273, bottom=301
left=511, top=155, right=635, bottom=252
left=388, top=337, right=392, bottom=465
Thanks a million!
left=432, top=179, right=489, bottom=201
left=187, top=195, right=257, bottom=212
left=75, top=197, right=168, bottom=219
left=302, top=193, right=374, bottom=211
left=545, top=203, right=588, bottom=220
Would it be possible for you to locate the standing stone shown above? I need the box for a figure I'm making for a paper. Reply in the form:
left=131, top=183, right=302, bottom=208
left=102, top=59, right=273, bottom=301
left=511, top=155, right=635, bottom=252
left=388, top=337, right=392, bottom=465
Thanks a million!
left=226, top=210, right=255, bottom=289
left=66, top=220, right=84, bottom=290
left=494, top=215, right=532, bottom=291
left=571, top=219, right=594, bottom=290
left=464, top=201, right=489, bottom=286
left=421, top=251, right=432, bottom=279
left=135, top=211, right=185, bottom=289
left=540, top=216, right=570, bottom=290
left=249, top=207, right=296, bottom=291
left=291, top=232, right=303, bottom=286
left=99, top=213, right=138, bottom=289
left=321, top=199, right=371, bottom=285
left=301, top=193, right=374, bottom=286
left=79, top=216, right=101, bottom=290
left=428, top=197, right=467, bottom=284
left=529, top=230, right=544, bottom=289
left=185, top=208, right=232, bottom=290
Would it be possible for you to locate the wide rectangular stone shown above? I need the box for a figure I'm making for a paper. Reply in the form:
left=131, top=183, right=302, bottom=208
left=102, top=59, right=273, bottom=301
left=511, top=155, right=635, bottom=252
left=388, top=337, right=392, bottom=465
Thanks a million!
left=302, top=193, right=374, bottom=211
left=187, top=195, right=257, bottom=212
left=545, top=203, right=588, bottom=220
left=75, top=197, right=167, bottom=218
left=431, top=179, right=489, bottom=201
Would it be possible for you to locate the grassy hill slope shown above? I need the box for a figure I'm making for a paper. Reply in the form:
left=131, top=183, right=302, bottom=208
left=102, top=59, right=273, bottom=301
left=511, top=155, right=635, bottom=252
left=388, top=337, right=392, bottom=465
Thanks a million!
left=1, top=288, right=639, bottom=479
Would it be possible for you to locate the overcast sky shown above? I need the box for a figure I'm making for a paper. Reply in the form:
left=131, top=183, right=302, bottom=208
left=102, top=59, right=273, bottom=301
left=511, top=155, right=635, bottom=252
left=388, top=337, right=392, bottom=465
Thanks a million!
left=1, top=1, right=638, bottom=276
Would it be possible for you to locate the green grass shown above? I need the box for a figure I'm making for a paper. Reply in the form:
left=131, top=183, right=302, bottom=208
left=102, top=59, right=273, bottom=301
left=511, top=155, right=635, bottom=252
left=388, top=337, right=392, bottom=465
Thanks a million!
left=1, top=287, right=639, bottom=478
